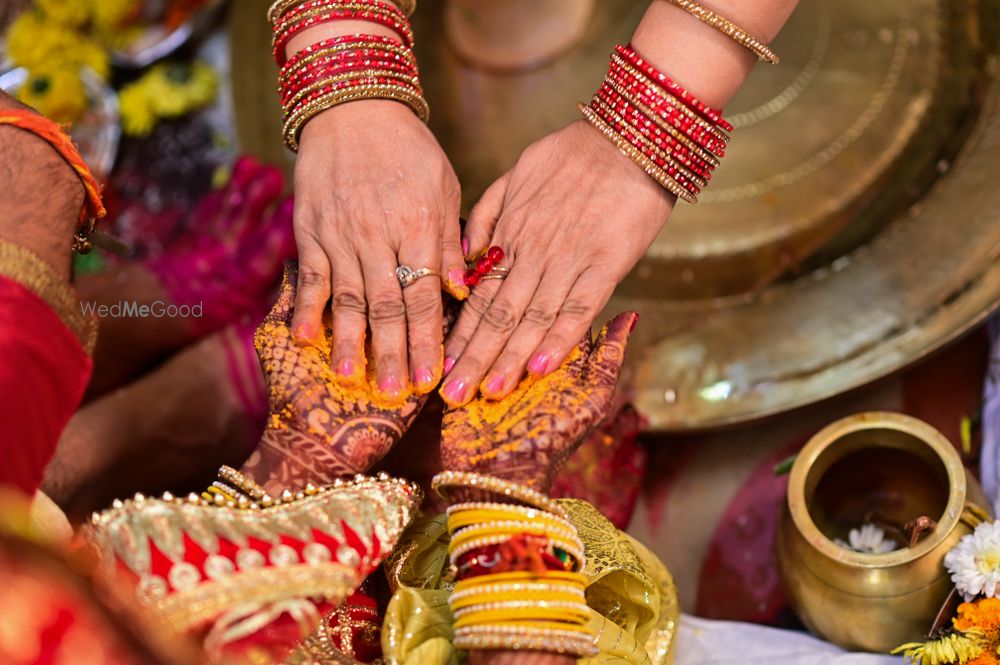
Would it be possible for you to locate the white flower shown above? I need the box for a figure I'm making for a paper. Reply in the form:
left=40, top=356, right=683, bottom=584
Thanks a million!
left=945, top=520, right=1000, bottom=600
left=834, top=523, right=897, bottom=554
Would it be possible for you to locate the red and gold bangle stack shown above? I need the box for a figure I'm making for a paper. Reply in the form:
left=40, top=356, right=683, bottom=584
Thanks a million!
left=579, top=43, right=735, bottom=204
left=270, top=0, right=428, bottom=151
left=432, top=472, right=597, bottom=658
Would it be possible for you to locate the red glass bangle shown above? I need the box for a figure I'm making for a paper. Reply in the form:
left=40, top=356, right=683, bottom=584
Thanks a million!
left=591, top=98, right=706, bottom=191
left=614, top=44, right=733, bottom=132
left=280, top=49, right=418, bottom=91
left=280, top=33, right=408, bottom=73
left=281, top=60, right=419, bottom=105
left=590, top=100, right=701, bottom=195
left=274, top=8, right=414, bottom=64
left=283, top=76, right=422, bottom=118
left=604, top=69, right=728, bottom=156
left=606, top=66, right=728, bottom=156
left=596, top=87, right=715, bottom=178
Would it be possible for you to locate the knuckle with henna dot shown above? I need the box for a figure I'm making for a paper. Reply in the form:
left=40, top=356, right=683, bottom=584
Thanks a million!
left=369, top=297, right=407, bottom=323
left=332, top=291, right=367, bottom=314
left=483, top=301, right=518, bottom=333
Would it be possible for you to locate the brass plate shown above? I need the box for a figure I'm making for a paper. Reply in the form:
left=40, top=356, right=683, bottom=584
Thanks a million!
left=230, top=0, right=1000, bottom=431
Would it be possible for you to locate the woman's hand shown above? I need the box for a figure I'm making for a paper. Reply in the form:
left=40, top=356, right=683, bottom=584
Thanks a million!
left=241, top=262, right=429, bottom=494
left=440, top=120, right=672, bottom=406
left=291, top=100, right=467, bottom=400
left=440, top=311, right=636, bottom=493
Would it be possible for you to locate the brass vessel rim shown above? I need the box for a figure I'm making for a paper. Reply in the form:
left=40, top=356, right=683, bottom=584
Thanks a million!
left=787, top=411, right=965, bottom=568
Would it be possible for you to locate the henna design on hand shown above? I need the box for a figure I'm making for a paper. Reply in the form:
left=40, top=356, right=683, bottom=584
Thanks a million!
left=440, top=312, right=638, bottom=493
left=241, top=262, right=426, bottom=493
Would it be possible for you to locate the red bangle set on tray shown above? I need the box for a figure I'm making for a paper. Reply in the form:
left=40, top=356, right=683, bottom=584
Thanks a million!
left=579, top=43, right=735, bottom=204
left=269, top=0, right=427, bottom=151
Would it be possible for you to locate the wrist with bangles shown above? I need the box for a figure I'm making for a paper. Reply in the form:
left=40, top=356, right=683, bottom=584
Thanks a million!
left=269, top=0, right=428, bottom=151
left=432, top=471, right=597, bottom=658
left=578, top=0, right=779, bottom=202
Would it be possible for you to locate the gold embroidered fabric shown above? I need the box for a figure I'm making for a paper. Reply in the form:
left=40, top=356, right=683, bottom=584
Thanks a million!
left=0, top=239, right=95, bottom=353
left=381, top=499, right=680, bottom=665
left=83, top=475, right=422, bottom=634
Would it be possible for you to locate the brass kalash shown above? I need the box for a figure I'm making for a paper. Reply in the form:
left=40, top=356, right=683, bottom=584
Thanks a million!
left=232, top=0, right=1000, bottom=432
left=777, top=412, right=992, bottom=652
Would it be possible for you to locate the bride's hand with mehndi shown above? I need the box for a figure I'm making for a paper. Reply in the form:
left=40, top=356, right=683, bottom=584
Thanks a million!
left=240, top=262, right=429, bottom=494
left=440, top=311, right=638, bottom=493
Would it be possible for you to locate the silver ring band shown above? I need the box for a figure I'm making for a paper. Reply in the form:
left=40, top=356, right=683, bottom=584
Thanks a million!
left=395, top=265, right=439, bottom=288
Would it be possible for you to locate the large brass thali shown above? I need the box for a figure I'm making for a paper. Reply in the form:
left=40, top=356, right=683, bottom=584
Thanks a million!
left=232, top=0, right=1000, bottom=431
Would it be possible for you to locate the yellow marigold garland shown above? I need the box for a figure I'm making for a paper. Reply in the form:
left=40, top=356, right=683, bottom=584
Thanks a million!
left=118, top=61, right=218, bottom=136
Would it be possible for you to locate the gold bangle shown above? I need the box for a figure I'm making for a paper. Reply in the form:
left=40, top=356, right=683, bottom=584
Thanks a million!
left=603, top=65, right=729, bottom=147
left=450, top=581, right=585, bottom=602
left=455, top=621, right=592, bottom=635
left=454, top=570, right=588, bottom=590
left=282, top=69, right=422, bottom=114
left=590, top=96, right=708, bottom=189
left=454, top=631, right=597, bottom=657
left=447, top=509, right=574, bottom=534
left=282, top=83, right=429, bottom=150
left=217, top=465, right=272, bottom=501
left=448, top=521, right=582, bottom=550
left=454, top=600, right=592, bottom=621
left=431, top=472, right=568, bottom=518
left=578, top=103, right=697, bottom=203
left=659, top=0, right=779, bottom=64
left=278, top=41, right=417, bottom=88
left=453, top=607, right=591, bottom=629
left=451, top=591, right=585, bottom=611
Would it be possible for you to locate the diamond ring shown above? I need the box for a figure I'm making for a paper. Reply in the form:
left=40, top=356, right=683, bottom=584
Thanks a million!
left=395, top=265, right=439, bottom=288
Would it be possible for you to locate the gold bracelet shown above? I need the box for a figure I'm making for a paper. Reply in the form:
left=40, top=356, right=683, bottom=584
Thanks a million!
left=282, top=69, right=422, bottom=115
left=452, top=591, right=585, bottom=611
left=578, top=103, right=696, bottom=203
left=282, top=83, right=429, bottom=150
left=590, top=96, right=708, bottom=189
left=659, top=0, right=779, bottom=64
left=431, top=472, right=568, bottom=518
left=454, top=600, right=592, bottom=621
left=453, top=606, right=591, bottom=629
left=278, top=40, right=417, bottom=88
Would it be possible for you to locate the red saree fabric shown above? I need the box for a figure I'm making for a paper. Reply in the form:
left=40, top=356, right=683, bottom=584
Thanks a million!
left=0, top=276, right=91, bottom=495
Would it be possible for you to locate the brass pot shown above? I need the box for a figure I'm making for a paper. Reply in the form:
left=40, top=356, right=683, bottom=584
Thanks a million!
left=776, top=412, right=990, bottom=652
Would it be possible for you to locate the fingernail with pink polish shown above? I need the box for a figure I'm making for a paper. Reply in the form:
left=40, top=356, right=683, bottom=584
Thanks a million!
left=461, top=238, right=469, bottom=257
left=443, top=356, right=456, bottom=375
left=528, top=353, right=549, bottom=376
left=379, top=375, right=402, bottom=398
left=415, top=368, right=434, bottom=389
left=484, top=373, right=505, bottom=395
left=629, top=313, right=640, bottom=332
left=336, top=358, right=355, bottom=377
left=442, top=378, right=467, bottom=404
